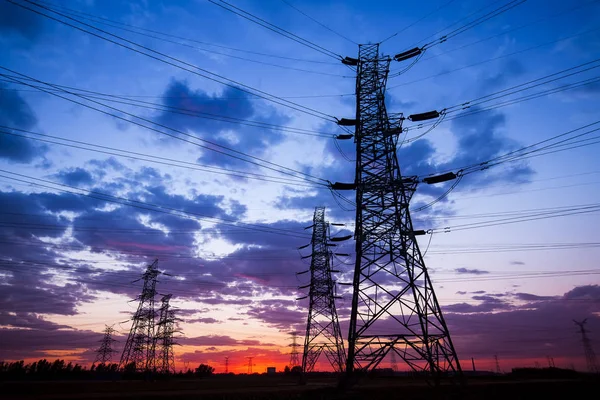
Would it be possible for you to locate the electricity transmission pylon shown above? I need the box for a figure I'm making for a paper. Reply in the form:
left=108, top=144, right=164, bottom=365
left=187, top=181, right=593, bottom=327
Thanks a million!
left=336, top=43, right=462, bottom=382
left=155, top=294, right=178, bottom=374
left=94, top=325, right=118, bottom=365
left=120, top=259, right=161, bottom=372
left=298, top=207, right=345, bottom=373
left=574, top=319, right=599, bottom=373
left=289, top=331, right=300, bottom=368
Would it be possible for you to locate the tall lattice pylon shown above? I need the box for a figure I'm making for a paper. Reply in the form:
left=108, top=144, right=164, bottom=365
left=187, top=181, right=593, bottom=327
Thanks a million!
left=120, top=259, right=161, bottom=372
left=340, top=44, right=462, bottom=381
left=299, top=207, right=346, bottom=373
left=574, top=319, right=599, bottom=373
left=93, top=325, right=118, bottom=365
left=155, top=294, right=178, bottom=374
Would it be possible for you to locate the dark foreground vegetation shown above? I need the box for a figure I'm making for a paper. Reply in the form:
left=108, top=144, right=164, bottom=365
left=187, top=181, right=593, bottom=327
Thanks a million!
left=1, top=360, right=599, bottom=399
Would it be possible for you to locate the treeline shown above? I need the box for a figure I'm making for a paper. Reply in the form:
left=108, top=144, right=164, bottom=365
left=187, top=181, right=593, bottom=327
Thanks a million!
left=0, top=359, right=215, bottom=381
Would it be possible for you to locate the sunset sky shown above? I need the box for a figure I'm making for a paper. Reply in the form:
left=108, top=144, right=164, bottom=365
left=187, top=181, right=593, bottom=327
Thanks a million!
left=1, top=0, right=599, bottom=374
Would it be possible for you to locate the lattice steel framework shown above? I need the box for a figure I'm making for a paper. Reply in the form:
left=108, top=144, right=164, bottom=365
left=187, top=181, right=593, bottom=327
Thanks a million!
left=574, top=319, right=599, bottom=373
left=289, top=331, right=301, bottom=368
left=301, top=207, right=346, bottom=373
left=93, top=325, right=118, bottom=365
left=345, top=44, right=462, bottom=380
left=156, top=294, right=178, bottom=374
left=120, top=259, right=160, bottom=372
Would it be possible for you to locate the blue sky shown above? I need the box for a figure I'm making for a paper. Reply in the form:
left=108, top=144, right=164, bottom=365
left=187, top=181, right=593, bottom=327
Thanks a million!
left=0, top=0, right=599, bottom=372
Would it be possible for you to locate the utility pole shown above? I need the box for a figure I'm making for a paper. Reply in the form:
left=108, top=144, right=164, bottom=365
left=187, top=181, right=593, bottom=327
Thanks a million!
left=336, top=43, right=462, bottom=383
left=246, top=357, right=254, bottom=374
left=574, top=319, right=599, bottom=373
left=93, top=325, right=118, bottom=365
left=225, top=356, right=229, bottom=374
left=155, top=294, right=178, bottom=374
left=289, top=331, right=301, bottom=368
left=120, top=259, right=161, bottom=372
left=494, top=355, right=501, bottom=374
left=298, top=207, right=346, bottom=373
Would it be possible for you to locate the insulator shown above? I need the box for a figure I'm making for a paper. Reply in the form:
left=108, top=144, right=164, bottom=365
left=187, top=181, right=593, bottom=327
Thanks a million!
left=326, top=243, right=338, bottom=247
left=301, top=253, right=313, bottom=259
left=337, top=118, right=357, bottom=126
left=412, top=230, right=427, bottom=236
left=296, top=270, right=309, bottom=275
left=299, top=283, right=311, bottom=289
left=331, top=182, right=356, bottom=190
left=394, top=47, right=422, bottom=62
left=297, top=244, right=310, bottom=250
left=335, top=253, right=350, bottom=256
left=408, top=110, right=440, bottom=122
left=341, top=56, right=359, bottom=66
left=296, top=295, right=308, bottom=300
left=329, top=269, right=340, bottom=273
left=330, top=234, right=352, bottom=242
left=336, top=134, right=354, bottom=140
left=304, top=224, right=314, bottom=230
left=331, top=223, right=345, bottom=226
left=333, top=296, right=343, bottom=299
left=423, top=172, right=457, bottom=184
left=338, top=282, right=353, bottom=286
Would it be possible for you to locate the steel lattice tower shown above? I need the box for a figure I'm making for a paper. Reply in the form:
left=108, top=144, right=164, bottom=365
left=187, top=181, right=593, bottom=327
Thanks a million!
left=289, top=331, right=301, bottom=368
left=343, top=44, right=461, bottom=380
left=155, top=294, right=178, bottom=374
left=93, top=325, right=118, bottom=365
left=574, top=319, right=599, bottom=373
left=299, top=207, right=345, bottom=373
left=120, top=259, right=161, bottom=372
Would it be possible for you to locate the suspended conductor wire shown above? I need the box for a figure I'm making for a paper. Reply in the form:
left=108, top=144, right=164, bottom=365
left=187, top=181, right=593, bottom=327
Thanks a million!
left=207, top=0, right=343, bottom=61
left=379, top=0, right=457, bottom=44
left=12, top=0, right=338, bottom=123
left=421, top=230, right=434, bottom=257
left=279, top=0, right=358, bottom=45
left=334, top=138, right=355, bottom=162
left=411, top=172, right=464, bottom=212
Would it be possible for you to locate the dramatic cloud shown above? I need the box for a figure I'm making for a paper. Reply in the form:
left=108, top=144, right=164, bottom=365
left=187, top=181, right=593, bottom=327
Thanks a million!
left=455, top=267, right=490, bottom=275
left=54, top=167, right=94, bottom=186
left=0, top=85, right=46, bottom=162
left=154, top=80, right=290, bottom=167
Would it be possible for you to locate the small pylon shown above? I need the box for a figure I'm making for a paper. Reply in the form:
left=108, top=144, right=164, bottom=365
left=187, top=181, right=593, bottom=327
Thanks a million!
left=93, top=325, right=118, bottom=365
left=298, top=207, right=345, bottom=373
left=574, top=319, right=599, bottom=373
left=289, top=331, right=300, bottom=368
left=246, top=356, right=254, bottom=374
left=120, top=259, right=161, bottom=372
left=155, top=294, right=178, bottom=374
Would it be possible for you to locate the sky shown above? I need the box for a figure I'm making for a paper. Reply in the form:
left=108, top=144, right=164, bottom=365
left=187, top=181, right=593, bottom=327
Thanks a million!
left=0, top=0, right=599, bottom=375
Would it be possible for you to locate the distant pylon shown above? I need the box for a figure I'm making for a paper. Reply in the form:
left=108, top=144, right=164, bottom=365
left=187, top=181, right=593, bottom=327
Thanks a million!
left=120, top=259, right=161, bottom=372
left=494, top=355, right=501, bottom=374
left=390, top=351, right=398, bottom=372
left=225, top=356, right=229, bottom=373
left=155, top=294, right=178, bottom=374
left=246, top=357, right=254, bottom=374
left=547, top=356, right=555, bottom=368
left=289, top=331, right=300, bottom=368
left=574, top=319, right=599, bottom=373
left=298, top=207, right=346, bottom=373
left=94, top=325, right=118, bottom=365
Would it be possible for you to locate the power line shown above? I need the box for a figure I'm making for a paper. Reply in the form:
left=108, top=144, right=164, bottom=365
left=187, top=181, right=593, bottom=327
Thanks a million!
left=207, top=0, right=342, bottom=60
left=379, top=0, right=457, bottom=44
left=279, top=0, right=357, bottom=45
left=0, top=169, right=315, bottom=240
left=0, top=69, right=328, bottom=186
left=33, top=0, right=340, bottom=65
left=9, top=0, right=338, bottom=123
left=388, top=26, right=600, bottom=84
left=0, top=127, right=326, bottom=188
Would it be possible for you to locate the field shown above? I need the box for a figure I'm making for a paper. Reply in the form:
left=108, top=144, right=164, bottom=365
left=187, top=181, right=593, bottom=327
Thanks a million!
left=2, top=374, right=599, bottom=400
